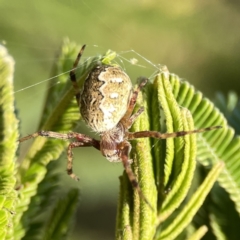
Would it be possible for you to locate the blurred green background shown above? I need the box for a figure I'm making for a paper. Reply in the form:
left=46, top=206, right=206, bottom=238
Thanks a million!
left=1, top=0, right=240, bottom=239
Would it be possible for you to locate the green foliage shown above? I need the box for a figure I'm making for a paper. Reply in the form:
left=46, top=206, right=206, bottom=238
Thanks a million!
left=0, top=44, right=18, bottom=240
left=0, top=40, right=240, bottom=240
left=116, top=69, right=225, bottom=240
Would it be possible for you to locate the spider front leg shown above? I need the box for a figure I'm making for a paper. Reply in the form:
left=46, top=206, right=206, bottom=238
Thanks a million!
left=19, top=131, right=99, bottom=145
left=121, top=77, right=148, bottom=129
left=19, top=131, right=100, bottom=181
left=119, top=140, right=154, bottom=211
left=67, top=140, right=98, bottom=181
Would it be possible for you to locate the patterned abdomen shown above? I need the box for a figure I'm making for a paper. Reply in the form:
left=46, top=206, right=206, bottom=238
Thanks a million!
left=80, top=65, right=132, bottom=132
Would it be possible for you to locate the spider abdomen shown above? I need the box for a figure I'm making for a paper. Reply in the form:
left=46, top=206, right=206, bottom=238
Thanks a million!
left=80, top=65, right=132, bottom=132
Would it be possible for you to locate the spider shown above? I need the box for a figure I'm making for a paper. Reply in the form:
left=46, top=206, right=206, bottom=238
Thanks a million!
left=19, top=45, right=221, bottom=210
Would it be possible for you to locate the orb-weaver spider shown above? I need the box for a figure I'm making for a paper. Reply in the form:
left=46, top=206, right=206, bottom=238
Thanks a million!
left=20, top=45, right=221, bottom=210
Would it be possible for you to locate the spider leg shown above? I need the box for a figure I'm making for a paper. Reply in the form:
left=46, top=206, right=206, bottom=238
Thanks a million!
left=70, top=44, right=86, bottom=106
left=123, top=78, right=148, bottom=119
left=120, top=141, right=154, bottom=211
left=128, top=106, right=144, bottom=129
left=127, top=125, right=222, bottom=140
left=19, top=130, right=99, bottom=147
left=19, top=130, right=100, bottom=181
left=67, top=141, right=95, bottom=181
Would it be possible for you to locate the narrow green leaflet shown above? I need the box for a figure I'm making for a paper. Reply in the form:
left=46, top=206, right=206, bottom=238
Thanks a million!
left=158, top=162, right=223, bottom=240
left=152, top=70, right=197, bottom=222
left=0, top=45, right=19, bottom=240
left=131, top=88, right=157, bottom=240
left=21, top=161, right=63, bottom=240
left=170, top=76, right=240, bottom=215
left=41, top=189, right=80, bottom=240
left=116, top=174, right=133, bottom=240
left=116, top=83, right=158, bottom=240
left=209, top=213, right=227, bottom=240
left=187, top=225, right=208, bottom=240
left=214, top=92, right=240, bottom=134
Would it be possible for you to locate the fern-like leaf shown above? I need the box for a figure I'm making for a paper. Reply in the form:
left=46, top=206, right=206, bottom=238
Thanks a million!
left=41, top=189, right=79, bottom=240
left=14, top=39, right=105, bottom=239
left=0, top=45, right=19, bottom=240
left=169, top=76, right=240, bottom=215
left=214, top=92, right=240, bottom=134
left=4, top=39, right=238, bottom=239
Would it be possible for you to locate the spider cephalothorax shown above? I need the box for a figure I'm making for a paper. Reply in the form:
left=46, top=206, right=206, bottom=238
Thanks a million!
left=20, top=45, right=221, bottom=210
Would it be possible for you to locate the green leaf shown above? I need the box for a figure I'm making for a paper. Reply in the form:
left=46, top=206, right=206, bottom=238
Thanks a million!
left=152, top=71, right=197, bottom=222
left=0, top=44, right=19, bottom=240
left=158, top=162, right=223, bottom=240
left=41, top=189, right=80, bottom=240
left=209, top=213, right=227, bottom=240
left=116, top=83, right=158, bottom=240
left=13, top=40, right=82, bottom=239
left=214, top=92, right=240, bottom=134
left=5, top=39, right=239, bottom=239
left=116, top=174, right=133, bottom=240
left=21, top=160, right=62, bottom=240
left=187, top=225, right=208, bottom=240
left=208, top=183, right=240, bottom=240
left=169, top=76, right=240, bottom=216
left=14, top=40, right=106, bottom=239
left=116, top=66, right=229, bottom=240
